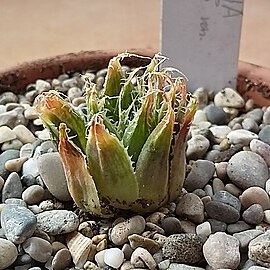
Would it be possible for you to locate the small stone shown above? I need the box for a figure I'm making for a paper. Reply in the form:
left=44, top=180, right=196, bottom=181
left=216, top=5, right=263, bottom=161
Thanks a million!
left=214, top=88, right=245, bottom=108
left=23, top=236, right=52, bottom=263
left=209, top=125, right=231, bottom=143
left=111, top=215, right=145, bottom=245
left=186, top=135, right=210, bottom=160
left=24, top=106, right=38, bottom=120
left=52, top=248, right=72, bottom=270
left=1, top=139, right=23, bottom=151
left=215, top=162, right=228, bottom=180
left=22, top=185, right=45, bottom=205
left=203, top=232, right=240, bottom=269
left=0, top=91, right=18, bottom=105
left=193, top=87, right=208, bottom=109
left=258, top=125, right=270, bottom=145
left=95, top=250, right=106, bottom=268
left=51, top=241, right=67, bottom=255
left=21, top=174, right=37, bottom=187
left=248, top=232, right=270, bottom=268
left=227, top=151, right=269, bottom=189
left=13, top=124, right=36, bottom=144
left=0, top=126, right=16, bottom=143
left=196, top=221, right=211, bottom=240
left=0, top=149, right=20, bottom=179
left=20, top=143, right=34, bottom=158
left=130, top=247, right=157, bottom=270
left=227, top=129, right=258, bottom=146
left=213, top=190, right=241, bottom=211
left=176, top=193, right=204, bottom=224
left=162, top=234, right=204, bottom=264
left=35, top=79, right=51, bottom=93
left=168, top=264, right=205, bottom=270
left=263, top=110, right=270, bottom=124
left=242, top=117, right=259, bottom=133
left=0, top=107, right=26, bottom=128
left=243, top=204, right=264, bottom=225
left=67, top=87, right=82, bottom=101
left=5, top=156, right=28, bottom=172
left=35, top=129, right=51, bottom=140
left=104, top=248, right=124, bottom=269
left=208, top=219, right=227, bottom=233
left=192, top=110, right=207, bottom=125
left=212, top=178, right=225, bottom=194
left=184, top=160, right=215, bottom=192
left=161, top=217, right=182, bottom=235
left=240, top=187, right=270, bottom=210
left=224, top=183, right=242, bottom=197
left=233, top=229, right=263, bottom=251
left=145, top=222, right=165, bottom=235
left=128, top=234, right=159, bottom=254
left=37, top=152, right=72, bottom=201
left=0, top=238, right=18, bottom=269
left=250, top=139, right=270, bottom=167
left=36, top=210, right=79, bottom=235
left=1, top=204, right=37, bottom=244
left=204, top=104, right=227, bottom=125
left=2, top=172, right=23, bottom=202
left=0, top=176, right=4, bottom=191
left=158, top=259, right=170, bottom=270
left=227, top=221, right=253, bottom=234
left=62, top=78, right=78, bottom=89
left=5, top=198, right=27, bottom=207
left=22, top=157, right=39, bottom=178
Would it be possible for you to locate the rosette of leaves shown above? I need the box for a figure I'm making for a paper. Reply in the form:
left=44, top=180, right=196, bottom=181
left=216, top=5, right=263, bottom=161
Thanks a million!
left=34, top=53, right=197, bottom=217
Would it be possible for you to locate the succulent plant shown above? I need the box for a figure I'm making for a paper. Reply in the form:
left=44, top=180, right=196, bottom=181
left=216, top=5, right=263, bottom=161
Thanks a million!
left=34, top=53, right=197, bottom=217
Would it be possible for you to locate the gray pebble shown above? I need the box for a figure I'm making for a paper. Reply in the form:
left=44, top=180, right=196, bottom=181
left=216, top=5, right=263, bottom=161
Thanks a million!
left=205, top=201, right=240, bottom=224
left=62, top=78, right=78, bottom=89
left=212, top=178, right=225, bottom=194
left=263, top=110, right=270, bottom=124
left=22, top=185, right=45, bottom=205
left=1, top=139, right=23, bottom=151
left=176, top=193, right=204, bottom=224
left=209, top=125, right=231, bottom=143
left=22, top=157, right=39, bottom=178
left=21, top=174, right=37, bottom=187
left=248, top=232, right=270, bottom=268
left=0, top=238, right=18, bottom=269
left=162, top=234, right=204, bottom=264
left=193, top=87, right=209, bottom=109
left=224, top=183, right=242, bottom=197
left=20, top=143, right=34, bottom=158
left=242, top=117, right=259, bottom=133
left=36, top=210, right=79, bottom=235
left=35, top=79, right=51, bottom=93
left=204, top=104, right=227, bottom=125
left=212, top=191, right=241, bottom=212
left=227, top=151, right=269, bottom=189
left=52, top=248, right=72, bottom=270
left=250, top=139, right=270, bottom=167
left=161, top=217, right=182, bottom=235
left=208, top=219, right=227, bottom=233
left=111, top=215, right=145, bottom=245
left=186, top=135, right=210, bottom=160
left=5, top=198, right=27, bottom=207
left=0, top=149, right=20, bottom=178
left=184, top=160, right=215, bottom=192
left=227, top=129, right=258, bottom=146
left=0, top=91, right=18, bottom=105
left=1, top=204, right=37, bottom=244
left=203, top=232, right=240, bottom=269
left=243, top=204, right=265, bottom=225
left=227, top=221, right=253, bottom=234
left=233, top=229, right=263, bottom=251
left=22, top=236, right=52, bottom=263
left=0, top=126, right=16, bottom=144
left=168, top=264, right=205, bottom=270
left=246, top=108, right=264, bottom=123
left=0, top=108, right=26, bottom=129
left=214, top=88, right=245, bottom=108
left=37, top=152, right=72, bottom=201
left=258, top=125, right=270, bottom=145
left=196, top=221, right=211, bottom=240
left=2, top=172, right=23, bottom=202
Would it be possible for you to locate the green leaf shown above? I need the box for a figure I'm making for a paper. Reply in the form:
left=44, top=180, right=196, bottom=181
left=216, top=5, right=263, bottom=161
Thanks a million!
left=34, top=90, right=87, bottom=152
left=86, top=117, right=139, bottom=209
left=58, top=123, right=111, bottom=217
left=122, top=93, right=155, bottom=163
left=134, top=104, right=174, bottom=212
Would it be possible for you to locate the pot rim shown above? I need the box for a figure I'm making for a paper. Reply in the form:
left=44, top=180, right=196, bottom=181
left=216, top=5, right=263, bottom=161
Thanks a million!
left=0, top=49, right=270, bottom=106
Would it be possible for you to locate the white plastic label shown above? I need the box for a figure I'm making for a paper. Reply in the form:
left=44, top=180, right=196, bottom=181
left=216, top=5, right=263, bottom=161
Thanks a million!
left=161, top=0, right=244, bottom=91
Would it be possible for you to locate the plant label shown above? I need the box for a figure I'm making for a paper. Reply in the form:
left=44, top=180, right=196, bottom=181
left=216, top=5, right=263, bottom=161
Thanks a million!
left=161, top=0, right=244, bottom=92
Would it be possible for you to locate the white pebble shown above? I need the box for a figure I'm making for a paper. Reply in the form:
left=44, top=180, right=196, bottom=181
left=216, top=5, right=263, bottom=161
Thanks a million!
left=13, top=125, right=36, bottom=144
left=104, top=248, right=124, bottom=268
left=0, top=126, right=16, bottom=143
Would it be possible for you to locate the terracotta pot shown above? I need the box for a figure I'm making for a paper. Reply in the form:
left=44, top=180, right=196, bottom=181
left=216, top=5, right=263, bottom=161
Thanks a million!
left=0, top=49, right=270, bottom=107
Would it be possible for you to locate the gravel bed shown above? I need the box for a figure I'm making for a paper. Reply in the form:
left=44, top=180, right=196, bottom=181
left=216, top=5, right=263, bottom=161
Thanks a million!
left=0, top=67, right=270, bottom=270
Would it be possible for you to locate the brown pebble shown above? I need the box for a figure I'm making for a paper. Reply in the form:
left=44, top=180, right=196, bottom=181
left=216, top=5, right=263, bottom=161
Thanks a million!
left=96, top=238, right=107, bottom=251
left=5, top=156, right=28, bottom=172
left=52, top=241, right=67, bottom=255
left=92, top=234, right=107, bottom=245
left=52, top=248, right=72, bottom=270
left=128, top=234, right=160, bottom=254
